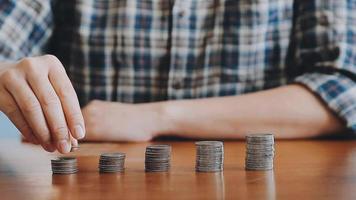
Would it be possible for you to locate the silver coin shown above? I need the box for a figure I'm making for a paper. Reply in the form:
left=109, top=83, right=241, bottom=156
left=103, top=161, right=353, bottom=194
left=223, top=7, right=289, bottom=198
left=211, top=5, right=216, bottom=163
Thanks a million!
left=145, top=145, right=172, bottom=172
left=195, top=141, right=224, bottom=173
left=51, top=157, right=78, bottom=175
left=245, top=134, right=275, bottom=171
left=98, top=152, right=126, bottom=173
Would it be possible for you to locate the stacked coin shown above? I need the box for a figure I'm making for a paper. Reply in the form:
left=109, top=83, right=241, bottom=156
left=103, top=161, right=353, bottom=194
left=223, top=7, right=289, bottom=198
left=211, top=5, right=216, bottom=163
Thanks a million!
left=195, top=141, right=224, bottom=172
left=245, top=133, right=275, bottom=171
left=99, top=153, right=126, bottom=173
left=145, top=145, right=171, bottom=172
left=51, top=157, right=78, bottom=174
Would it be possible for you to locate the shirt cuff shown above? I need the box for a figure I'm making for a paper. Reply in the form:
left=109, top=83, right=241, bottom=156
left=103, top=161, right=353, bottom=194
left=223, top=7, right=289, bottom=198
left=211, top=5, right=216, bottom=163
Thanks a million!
left=294, top=73, right=356, bottom=133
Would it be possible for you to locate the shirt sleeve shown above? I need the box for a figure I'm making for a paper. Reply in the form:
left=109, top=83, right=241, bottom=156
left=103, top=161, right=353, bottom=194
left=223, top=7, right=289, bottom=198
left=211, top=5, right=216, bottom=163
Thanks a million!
left=0, top=0, right=53, bottom=61
left=291, top=0, right=356, bottom=132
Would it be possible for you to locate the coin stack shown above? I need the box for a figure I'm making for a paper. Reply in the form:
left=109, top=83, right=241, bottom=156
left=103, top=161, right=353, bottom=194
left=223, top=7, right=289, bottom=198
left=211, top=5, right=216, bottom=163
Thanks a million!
left=195, top=141, right=224, bottom=172
left=245, top=133, right=275, bottom=171
left=99, top=153, right=126, bottom=173
left=145, top=145, right=172, bottom=172
left=51, top=157, right=78, bottom=174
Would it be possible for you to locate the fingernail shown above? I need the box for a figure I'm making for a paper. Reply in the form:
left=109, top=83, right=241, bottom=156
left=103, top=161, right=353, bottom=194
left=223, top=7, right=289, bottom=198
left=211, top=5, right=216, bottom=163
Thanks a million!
left=44, top=143, right=56, bottom=152
left=71, top=144, right=80, bottom=152
left=73, top=125, right=85, bottom=139
left=58, top=140, right=71, bottom=153
left=71, top=138, right=78, bottom=147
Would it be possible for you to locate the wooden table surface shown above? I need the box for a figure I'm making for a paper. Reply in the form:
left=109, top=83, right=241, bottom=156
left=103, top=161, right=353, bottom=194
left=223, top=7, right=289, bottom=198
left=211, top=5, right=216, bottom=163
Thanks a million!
left=1, top=139, right=356, bottom=200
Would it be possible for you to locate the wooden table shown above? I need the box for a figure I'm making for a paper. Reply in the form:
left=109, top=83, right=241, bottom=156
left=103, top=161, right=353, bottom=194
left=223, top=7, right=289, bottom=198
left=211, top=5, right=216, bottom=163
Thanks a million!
left=1, top=139, right=356, bottom=200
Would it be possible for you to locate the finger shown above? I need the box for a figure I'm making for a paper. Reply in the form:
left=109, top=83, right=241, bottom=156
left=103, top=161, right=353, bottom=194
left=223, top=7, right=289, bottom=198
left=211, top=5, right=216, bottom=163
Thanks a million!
left=47, top=58, right=85, bottom=140
left=21, top=136, right=31, bottom=143
left=70, top=132, right=78, bottom=147
left=27, top=74, right=72, bottom=154
left=4, top=77, right=55, bottom=152
left=71, top=137, right=78, bottom=147
left=70, top=133, right=79, bottom=152
left=21, top=136, right=39, bottom=144
left=0, top=88, right=39, bottom=144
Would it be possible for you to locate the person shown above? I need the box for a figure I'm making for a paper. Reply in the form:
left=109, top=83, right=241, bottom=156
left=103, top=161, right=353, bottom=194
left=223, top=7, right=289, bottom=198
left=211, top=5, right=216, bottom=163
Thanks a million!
left=0, top=0, right=355, bottom=154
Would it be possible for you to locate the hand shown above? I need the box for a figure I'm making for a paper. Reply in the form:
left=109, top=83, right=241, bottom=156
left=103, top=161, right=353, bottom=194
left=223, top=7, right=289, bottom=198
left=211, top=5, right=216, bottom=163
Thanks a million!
left=0, top=55, right=85, bottom=153
left=82, top=100, right=165, bottom=142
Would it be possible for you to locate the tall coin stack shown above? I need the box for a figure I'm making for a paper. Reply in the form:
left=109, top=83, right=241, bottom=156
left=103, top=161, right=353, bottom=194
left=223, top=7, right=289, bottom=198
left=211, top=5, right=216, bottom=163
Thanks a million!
left=145, top=145, right=172, bottom=172
left=99, top=153, right=126, bottom=173
left=51, top=157, right=78, bottom=174
left=195, top=141, right=224, bottom=172
left=245, top=133, right=275, bottom=171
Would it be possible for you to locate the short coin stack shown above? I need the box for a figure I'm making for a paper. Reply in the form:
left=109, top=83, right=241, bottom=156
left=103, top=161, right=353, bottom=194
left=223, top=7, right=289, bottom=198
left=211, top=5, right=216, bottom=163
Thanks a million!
left=99, top=153, right=126, bottom=173
left=145, top=145, right=171, bottom=172
left=195, top=141, right=224, bottom=172
left=51, top=157, right=78, bottom=174
left=245, top=133, right=275, bottom=171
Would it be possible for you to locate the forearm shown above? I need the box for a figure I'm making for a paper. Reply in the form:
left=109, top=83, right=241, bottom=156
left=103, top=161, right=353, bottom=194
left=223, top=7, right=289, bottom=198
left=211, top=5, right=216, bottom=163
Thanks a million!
left=157, top=84, right=345, bottom=139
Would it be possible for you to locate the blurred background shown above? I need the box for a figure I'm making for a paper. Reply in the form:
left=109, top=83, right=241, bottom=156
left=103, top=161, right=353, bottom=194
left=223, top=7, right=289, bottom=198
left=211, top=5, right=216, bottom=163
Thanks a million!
left=0, top=112, right=19, bottom=138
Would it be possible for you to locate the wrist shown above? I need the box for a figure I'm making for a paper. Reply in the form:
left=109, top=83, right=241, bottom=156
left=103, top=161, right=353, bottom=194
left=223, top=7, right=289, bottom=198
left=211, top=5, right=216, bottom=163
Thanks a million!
left=148, top=101, right=178, bottom=137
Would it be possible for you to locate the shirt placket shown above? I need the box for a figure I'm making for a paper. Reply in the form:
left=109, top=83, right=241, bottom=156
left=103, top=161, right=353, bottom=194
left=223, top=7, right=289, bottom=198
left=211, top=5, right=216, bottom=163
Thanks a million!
left=168, top=0, right=191, bottom=99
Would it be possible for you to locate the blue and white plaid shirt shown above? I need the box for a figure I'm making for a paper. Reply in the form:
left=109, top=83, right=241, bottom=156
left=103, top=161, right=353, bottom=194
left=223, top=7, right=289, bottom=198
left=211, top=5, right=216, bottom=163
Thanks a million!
left=0, top=0, right=355, bottom=133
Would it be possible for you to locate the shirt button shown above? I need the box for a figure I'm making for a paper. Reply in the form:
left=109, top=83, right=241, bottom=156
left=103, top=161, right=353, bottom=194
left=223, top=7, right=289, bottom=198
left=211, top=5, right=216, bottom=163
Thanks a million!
left=172, top=79, right=183, bottom=89
left=178, top=10, right=185, bottom=17
left=319, top=13, right=330, bottom=26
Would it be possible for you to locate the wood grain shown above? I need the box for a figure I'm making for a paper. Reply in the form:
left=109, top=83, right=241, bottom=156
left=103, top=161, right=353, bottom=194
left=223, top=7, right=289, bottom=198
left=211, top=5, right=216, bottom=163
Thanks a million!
left=0, top=139, right=356, bottom=200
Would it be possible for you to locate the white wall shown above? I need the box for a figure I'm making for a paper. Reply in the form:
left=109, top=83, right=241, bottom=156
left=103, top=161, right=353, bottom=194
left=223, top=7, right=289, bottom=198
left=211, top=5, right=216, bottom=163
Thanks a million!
left=0, top=112, right=19, bottom=138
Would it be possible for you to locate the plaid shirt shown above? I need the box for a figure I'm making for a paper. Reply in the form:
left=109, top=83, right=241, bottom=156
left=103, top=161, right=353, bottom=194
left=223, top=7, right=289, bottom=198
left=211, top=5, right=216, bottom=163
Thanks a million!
left=0, top=0, right=355, bottom=133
